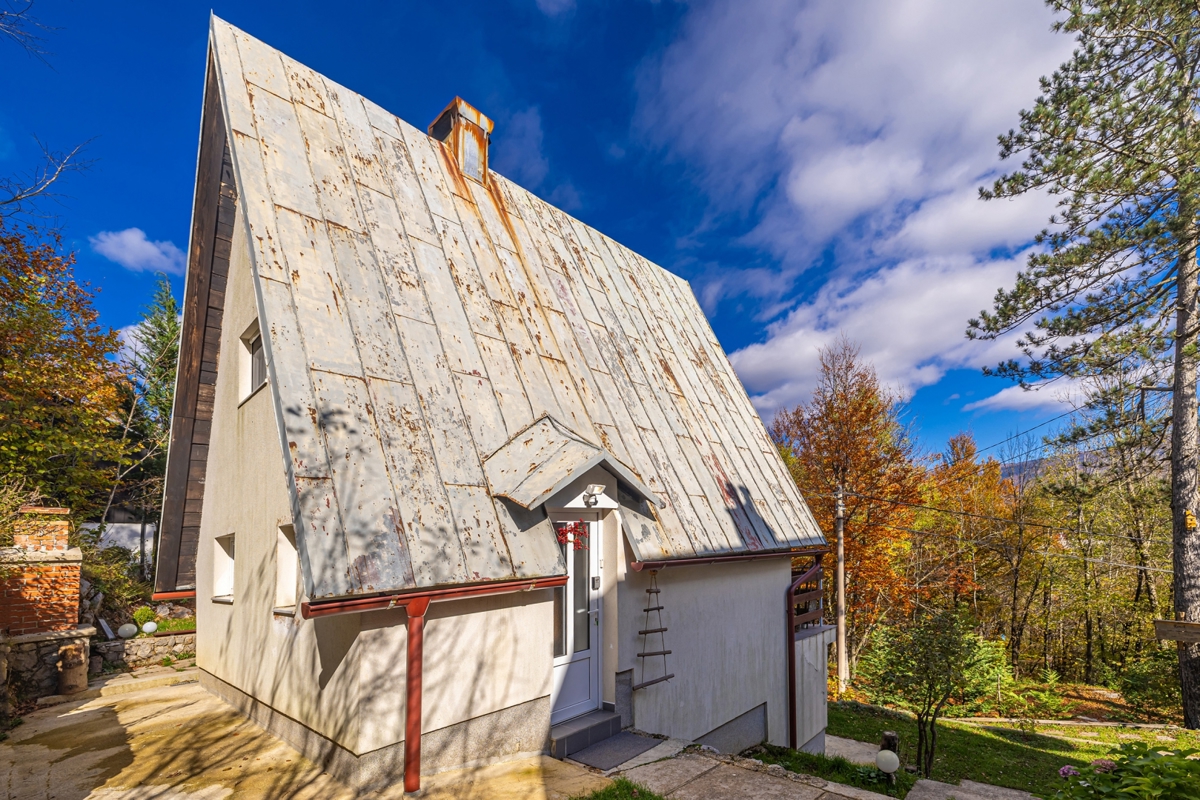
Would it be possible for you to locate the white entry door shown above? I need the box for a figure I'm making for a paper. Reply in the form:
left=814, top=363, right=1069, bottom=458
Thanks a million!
left=550, top=518, right=601, bottom=725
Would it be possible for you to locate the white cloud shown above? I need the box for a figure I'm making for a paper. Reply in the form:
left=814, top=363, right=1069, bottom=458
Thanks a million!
left=636, top=0, right=1076, bottom=413
left=549, top=182, right=583, bottom=211
left=535, top=0, right=575, bottom=16
left=116, top=321, right=145, bottom=366
left=90, top=228, right=185, bottom=275
left=729, top=252, right=1027, bottom=413
left=492, top=106, right=584, bottom=211
left=963, top=381, right=1082, bottom=413
left=492, top=106, right=551, bottom=189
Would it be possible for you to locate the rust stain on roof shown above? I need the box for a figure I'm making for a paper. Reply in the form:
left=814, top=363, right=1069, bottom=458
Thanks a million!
left=206, top=16, right=825, bottom=599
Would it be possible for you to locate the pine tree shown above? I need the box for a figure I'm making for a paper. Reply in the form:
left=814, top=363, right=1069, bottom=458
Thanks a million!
left=100, top=275, right=179, bottom=574
left=967, top=1, right=1200, bottom=724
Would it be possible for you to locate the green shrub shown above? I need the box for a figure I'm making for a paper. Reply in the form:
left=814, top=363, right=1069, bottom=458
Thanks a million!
left=859, top=625, right=1019, bottom=717
left=1119, top=647, right=1181, bottom=719
left=1055, top=742, right=1200, bottom=799
left=132, top=606, right=155, bottom=627
left=1021, top=670, right=1076, bottom=719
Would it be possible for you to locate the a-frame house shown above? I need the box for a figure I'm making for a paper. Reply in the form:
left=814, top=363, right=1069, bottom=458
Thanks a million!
left=155, top=16, right=832, bottom=792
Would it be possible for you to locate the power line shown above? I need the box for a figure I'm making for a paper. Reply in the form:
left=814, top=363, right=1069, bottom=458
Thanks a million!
left=974, top=409, right=1079, bottom=456
left=814, top=489, right=1168, bottom=546
left=871, top=521, right=1173, bottom=575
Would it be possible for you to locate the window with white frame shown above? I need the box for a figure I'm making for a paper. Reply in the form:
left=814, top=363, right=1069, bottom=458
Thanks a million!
left=240, top=320, right=267, bottom=400
left=213, top=534, right=235, bottom=601
left=275, top=525, right=300, bottom=610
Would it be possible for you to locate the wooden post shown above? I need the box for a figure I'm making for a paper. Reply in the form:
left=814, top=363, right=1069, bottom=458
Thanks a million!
left=836, top=485, right=848, bottom=693
left=881, top=730, right=899, bottom=786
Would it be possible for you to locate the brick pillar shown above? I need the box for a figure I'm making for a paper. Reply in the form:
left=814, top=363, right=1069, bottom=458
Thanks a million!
left=1, top=507, right=82, bottom=636
left=12, top=506, right=71, bottom=552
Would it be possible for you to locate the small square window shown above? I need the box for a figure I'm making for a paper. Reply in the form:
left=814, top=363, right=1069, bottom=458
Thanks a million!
left=213, top=533, right=235, bottom=601
left=275, top=525, right=300, bottom=610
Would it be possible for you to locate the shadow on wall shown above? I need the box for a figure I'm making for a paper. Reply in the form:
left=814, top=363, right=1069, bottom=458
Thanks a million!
left=205, top=543, right=553, bottom=794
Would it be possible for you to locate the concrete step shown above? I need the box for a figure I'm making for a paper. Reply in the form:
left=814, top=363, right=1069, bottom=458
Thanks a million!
left=549, top=710, right=621, bottom=760
left=36, top=665, right=200, bottom=707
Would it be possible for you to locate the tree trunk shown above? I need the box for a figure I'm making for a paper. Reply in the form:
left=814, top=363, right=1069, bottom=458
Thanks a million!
left=1172, top=222, right=1200, bottom=728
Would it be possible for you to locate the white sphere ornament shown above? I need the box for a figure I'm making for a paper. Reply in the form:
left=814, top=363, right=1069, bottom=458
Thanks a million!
left=117, top=623, right=138, bottom=639
left=876, top=749, right=900, bottom=774
left=141, top=621, right=158, bottom=635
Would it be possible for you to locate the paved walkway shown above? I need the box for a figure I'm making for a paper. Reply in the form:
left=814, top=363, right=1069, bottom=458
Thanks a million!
left=825, top=735, right=879, bottom=765
left=0, top=667, right=608, bottom=800
left=616, top=751, right=892, bottom=800
left=0, top=664, right=1033, bottom=800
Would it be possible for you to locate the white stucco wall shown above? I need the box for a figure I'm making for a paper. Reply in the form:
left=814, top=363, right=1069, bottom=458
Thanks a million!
left=796, top=627, right=835, bottom=751
left=196, top=207, right=556, bottom=758
left=616, top=553, right=793, bottom=746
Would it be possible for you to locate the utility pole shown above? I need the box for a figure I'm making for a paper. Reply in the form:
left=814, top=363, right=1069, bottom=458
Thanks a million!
left=836, top=484, right=848, bottom=693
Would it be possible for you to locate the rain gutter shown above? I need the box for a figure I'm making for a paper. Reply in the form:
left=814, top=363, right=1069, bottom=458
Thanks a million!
left=151, top=590, right=197, bottom=601
left=630, top=546, right=827, bottom=572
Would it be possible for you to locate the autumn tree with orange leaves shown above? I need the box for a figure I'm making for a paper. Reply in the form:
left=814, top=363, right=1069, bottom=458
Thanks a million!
left=0, top=223, right=126, bottom=516
left=771, top=337, right=923, bottom=672
left=907, top=434, right=1006, bottom=611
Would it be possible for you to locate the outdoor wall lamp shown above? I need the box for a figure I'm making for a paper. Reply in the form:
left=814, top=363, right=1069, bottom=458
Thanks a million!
left=582, top=484, right=605, bottom=507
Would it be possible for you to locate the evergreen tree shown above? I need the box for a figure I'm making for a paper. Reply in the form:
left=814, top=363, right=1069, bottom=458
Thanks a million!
left=101, top=275, right=179, bottom=573
left=967, top=1, right=1200, bottom=724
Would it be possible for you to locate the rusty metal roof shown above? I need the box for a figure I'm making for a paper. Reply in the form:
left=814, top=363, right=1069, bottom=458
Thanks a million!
left=206, top=16, right=826, bottom=600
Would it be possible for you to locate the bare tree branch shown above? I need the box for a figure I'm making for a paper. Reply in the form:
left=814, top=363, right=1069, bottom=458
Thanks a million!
left=0, top=138, right=93, bottom=221
left=0, top=1, right=50, bottom=63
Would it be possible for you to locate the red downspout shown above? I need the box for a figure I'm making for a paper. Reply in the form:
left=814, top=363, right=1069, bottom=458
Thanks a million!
left=299, top=575, right=567, bottom=793
left=404, top=597, right=430, bottom=794
left=787, top=573, right=797, bottom=750
left=786, top=554, right=823, bottom=751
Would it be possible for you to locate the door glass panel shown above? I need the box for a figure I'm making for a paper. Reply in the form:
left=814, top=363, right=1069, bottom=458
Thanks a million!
left=553, top=586, right=566, bottom=657
left=573, top=534, right=590, bottom=653
left=553, top=538, right=568, bottom=657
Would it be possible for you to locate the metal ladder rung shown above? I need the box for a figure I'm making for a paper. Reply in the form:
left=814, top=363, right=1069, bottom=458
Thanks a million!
left=645, top=588, right=661, bottom=594
left=637, top=649, right=672, bottom=657
left=643, top=605, right=663, bottom=612
left=638, top=627, right=667, bottom=635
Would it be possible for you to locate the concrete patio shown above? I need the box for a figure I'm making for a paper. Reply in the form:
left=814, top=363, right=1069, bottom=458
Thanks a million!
left=0, top=665, right=903, bottom=800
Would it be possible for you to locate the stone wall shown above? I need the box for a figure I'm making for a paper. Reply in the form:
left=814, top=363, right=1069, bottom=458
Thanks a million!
left=93, top=632, right=196, bottom=669
left=1, top=626, right=96, bottom=705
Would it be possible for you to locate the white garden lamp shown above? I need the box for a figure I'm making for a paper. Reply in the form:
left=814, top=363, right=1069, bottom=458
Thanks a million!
left=876, top=749, right=900, bottom=774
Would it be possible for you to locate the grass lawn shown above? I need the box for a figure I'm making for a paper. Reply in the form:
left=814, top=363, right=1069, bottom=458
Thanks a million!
left=572, top=777, right=664, bottom=799
left=828, top=701, right=1197, bottom=798
left=757, top=744, right=915, bottom=797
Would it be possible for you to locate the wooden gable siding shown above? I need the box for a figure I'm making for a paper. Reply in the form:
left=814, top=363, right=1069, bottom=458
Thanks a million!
left=154, top=58, right=238, bottom=594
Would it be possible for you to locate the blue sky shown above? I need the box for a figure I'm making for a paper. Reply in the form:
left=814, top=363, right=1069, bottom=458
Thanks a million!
left=3, top=0, right=1082, bottom=458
